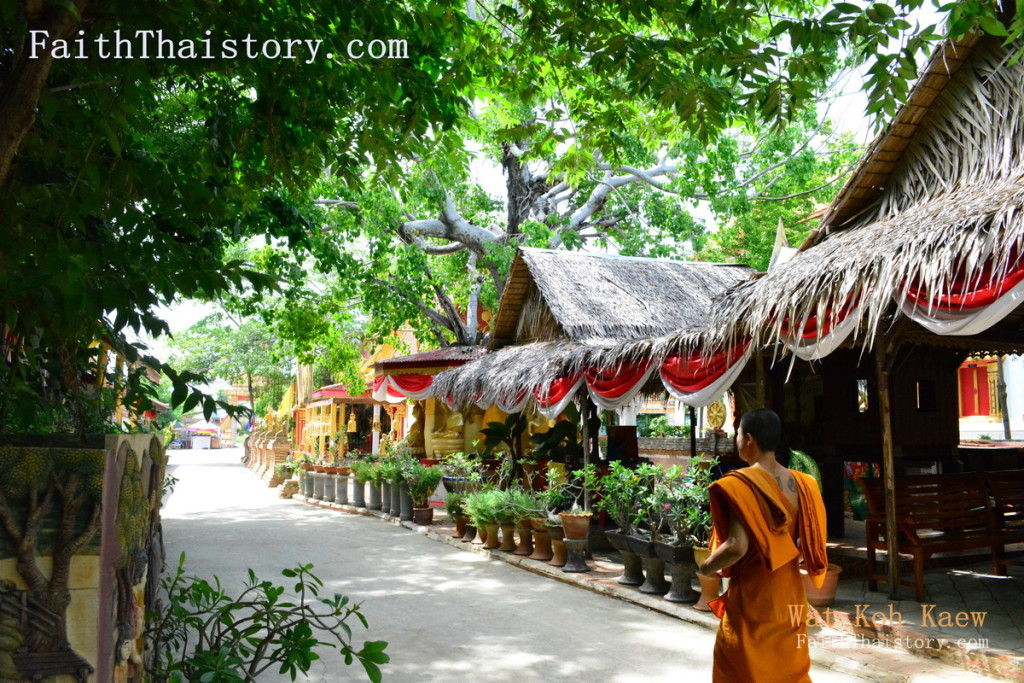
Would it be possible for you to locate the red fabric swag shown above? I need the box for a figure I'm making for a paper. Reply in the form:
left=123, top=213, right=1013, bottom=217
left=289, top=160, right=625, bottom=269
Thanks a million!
left=534, top=373, right=582, bottom=408
left=778, top=298, right=857, bottom=341
left=661, top=342, right=750, bottom=393
left=584, top=360, right=653, bottom=399
left=388, top=374, right=434, bottom=394
left=904, top=251, right=1024, bottom=310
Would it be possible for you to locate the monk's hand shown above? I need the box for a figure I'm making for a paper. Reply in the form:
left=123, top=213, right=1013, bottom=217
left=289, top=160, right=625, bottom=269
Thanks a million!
left=696, top=564, right=719, bottom=578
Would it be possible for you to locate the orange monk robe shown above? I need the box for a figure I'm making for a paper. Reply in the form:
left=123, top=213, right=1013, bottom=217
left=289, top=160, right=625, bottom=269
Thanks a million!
left=708, top=467, right=828, bottom=683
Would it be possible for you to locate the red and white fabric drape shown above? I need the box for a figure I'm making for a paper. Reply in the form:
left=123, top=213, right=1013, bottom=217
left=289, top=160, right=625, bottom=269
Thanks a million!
left=584, top=359, right=657, bottom=411
left=372, top=374, right=435, bottom=403
left=525, top=345, right=750, bottom=416
left=779, top=299, right=862, bottom=361
left=661, top=342, right=751, bottom=407
left=898, top=254, right=1024, bottom=336
left=494, top=390, right=529, bottom=414
left=533, top=374, right=585, bottom=419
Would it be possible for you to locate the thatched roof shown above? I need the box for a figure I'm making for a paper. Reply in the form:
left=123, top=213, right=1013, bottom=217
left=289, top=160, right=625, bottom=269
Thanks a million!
left=489, top=248, right=752, bottom=348
left=709, top=34, right=1024, bottom=353
left=809, top=35, right=982, bottom=242
left=439, top=246, right=752, bottom=407
left=432, top=341, right=588, bottom=408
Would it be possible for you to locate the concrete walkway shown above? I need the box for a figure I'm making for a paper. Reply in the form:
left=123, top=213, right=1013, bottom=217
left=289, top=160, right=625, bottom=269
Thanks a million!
left=161, top=448, right=986, bottom=682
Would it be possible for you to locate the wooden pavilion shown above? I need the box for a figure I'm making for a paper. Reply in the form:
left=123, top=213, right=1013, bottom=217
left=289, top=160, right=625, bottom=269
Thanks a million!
left=434, top=30, right=1024, bottom=601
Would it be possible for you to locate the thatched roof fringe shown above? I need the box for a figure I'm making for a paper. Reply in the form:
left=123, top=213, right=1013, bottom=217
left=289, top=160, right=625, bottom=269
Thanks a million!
left=851, top=40, right=1024, bottom=231
left=711, top=177, right=1024, bottom=358
left=491, top=248, right=752, bottom=348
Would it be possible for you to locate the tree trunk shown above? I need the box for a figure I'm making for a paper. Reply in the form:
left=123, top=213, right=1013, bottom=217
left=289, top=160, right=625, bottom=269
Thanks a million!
left=247, top=373, right=256, bottom=415
left=0, top=2, right=90, bottom=188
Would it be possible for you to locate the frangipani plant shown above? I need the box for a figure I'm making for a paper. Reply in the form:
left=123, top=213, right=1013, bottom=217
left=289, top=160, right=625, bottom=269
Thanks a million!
left=661, top=457, right=718, bottom=547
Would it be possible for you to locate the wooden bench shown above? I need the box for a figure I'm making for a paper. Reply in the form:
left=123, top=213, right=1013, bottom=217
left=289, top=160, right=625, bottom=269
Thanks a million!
left=859, top=474, right=1002, bottom=602
left=983, top=469, right=1024, bottom=569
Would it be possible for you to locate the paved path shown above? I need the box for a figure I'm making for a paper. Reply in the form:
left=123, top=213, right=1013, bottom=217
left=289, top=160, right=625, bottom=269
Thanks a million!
left=159, top=449, right=918, bottom=682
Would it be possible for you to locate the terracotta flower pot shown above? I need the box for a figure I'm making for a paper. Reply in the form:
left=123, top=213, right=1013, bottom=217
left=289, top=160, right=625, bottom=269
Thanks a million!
left=484, top=523, right=501, bottom=550
left=413, top=507, right=434, bottom=526
left=498, top=522, right=518, bottom=552
left=529, top=526, right=553, bottom=561
left=801, top=564, right=843, bottom=606
left=453, top=514, right=468, bottom=538
left=559, top=512, right=592, bottom=541
left=462, top=524, right=477, bottom=543
left=514, top=520, right=534, bottom=556
left=548, top=525, right=567, bottom=567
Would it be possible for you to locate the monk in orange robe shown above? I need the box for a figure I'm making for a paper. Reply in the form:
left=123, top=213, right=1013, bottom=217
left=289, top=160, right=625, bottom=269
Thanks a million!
left=697, top=409, right=828, bottom=683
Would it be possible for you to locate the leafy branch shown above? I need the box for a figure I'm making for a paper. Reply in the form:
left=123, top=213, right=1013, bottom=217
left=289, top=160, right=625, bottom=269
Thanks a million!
left=147, top=554, right=389, bottom=683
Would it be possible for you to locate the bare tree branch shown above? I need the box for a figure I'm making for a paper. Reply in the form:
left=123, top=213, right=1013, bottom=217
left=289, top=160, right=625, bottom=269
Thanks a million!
left=755, top=168, right=849, bottom=201
left=371, top=278, right=453, bottom=334
left=315, top=199, right=359, bottom=210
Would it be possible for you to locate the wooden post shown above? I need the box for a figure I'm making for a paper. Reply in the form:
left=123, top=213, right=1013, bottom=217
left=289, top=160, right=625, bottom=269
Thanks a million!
left=876, top=341, right=900, bottom=599
left=579, top=395, right=591, bottom=511
left=688, top=405, right=698, bottom=459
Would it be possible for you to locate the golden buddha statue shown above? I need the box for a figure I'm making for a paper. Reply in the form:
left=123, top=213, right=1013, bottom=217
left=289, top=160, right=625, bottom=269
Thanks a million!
left=407, top=403, right=426, bottom=452
left=431, top=403, right=465, bottom=456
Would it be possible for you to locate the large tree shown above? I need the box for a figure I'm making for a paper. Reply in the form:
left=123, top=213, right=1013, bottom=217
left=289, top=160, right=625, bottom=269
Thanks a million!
left=0, top=0, right=477, bottom=432
left=305, top=82, right=863, bottom=348
left=299, top=1, right=1020, bottom=348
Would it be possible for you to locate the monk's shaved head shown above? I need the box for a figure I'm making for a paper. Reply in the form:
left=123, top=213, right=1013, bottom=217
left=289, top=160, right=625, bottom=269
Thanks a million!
left=739, top=409, right=782, bottom=454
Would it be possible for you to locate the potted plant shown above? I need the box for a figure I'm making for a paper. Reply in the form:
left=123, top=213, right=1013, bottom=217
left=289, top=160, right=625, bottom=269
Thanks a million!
left=556, top=468, right=593, bottom=541
left=650, top=463, right=719, bottom=604
left=350, top=459, right=376, bottom=508
left=444, top=492, right=468, bottom=538
left=584, top=461, right=663, bottom=586
left=377, top=458, right=398, bottom=515
left=505, top=489, right=541, bottom=556
left=439, top=451, right=485, bottom=495
left=311, top=442, right=327, bottom=473
left=464, top=489, right=507, bottom=550
left=677, top=455, right=720, bottom=611
left=395, top=456, right=418, bottom=521
left=406, top=463, right=443, bottom=525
